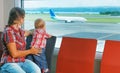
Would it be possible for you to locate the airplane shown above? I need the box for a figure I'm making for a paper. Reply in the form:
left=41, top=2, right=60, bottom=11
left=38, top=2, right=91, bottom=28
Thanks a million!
left=49, top=9, right=87, bottom=23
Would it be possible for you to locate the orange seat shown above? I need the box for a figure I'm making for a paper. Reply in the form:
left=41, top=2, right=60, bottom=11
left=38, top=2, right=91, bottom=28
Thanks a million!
left=56, top=37, right=97, bottom=73
left=101, top=40, right=120, bottom=73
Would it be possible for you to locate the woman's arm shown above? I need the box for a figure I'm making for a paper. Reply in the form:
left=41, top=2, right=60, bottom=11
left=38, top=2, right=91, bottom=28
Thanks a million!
left=24, top=30, right=32, bottom=37
left=24, top=29, right=35, bottom=37
left=7, top=43, right=41, bottom=58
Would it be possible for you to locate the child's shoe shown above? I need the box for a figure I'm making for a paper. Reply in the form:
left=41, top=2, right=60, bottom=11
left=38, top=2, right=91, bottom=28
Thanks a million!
left=43, top=68, right=50, bottom=73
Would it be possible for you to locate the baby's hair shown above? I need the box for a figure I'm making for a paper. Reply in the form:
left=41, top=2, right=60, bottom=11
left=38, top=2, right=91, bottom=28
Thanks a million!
left=34, top=18, right=45, bottom=29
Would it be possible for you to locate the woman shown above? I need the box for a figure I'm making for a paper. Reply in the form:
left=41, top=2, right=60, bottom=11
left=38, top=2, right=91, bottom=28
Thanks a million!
left=0, top=7, right=42, bottom=73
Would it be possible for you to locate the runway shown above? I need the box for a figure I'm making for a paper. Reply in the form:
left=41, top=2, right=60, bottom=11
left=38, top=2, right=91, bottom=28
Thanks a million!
left=44, top=21, right=120, bottom=40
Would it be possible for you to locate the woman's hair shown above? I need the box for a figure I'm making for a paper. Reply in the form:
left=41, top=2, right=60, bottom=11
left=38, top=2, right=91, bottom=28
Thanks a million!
left=34, top=18, right=45, bottom=29
left=7, top=7, right=25, bottom=26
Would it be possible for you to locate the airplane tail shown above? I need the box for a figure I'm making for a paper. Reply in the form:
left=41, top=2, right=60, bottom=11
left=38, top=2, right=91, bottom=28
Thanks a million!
left=49, top=9, right=56, bottom=17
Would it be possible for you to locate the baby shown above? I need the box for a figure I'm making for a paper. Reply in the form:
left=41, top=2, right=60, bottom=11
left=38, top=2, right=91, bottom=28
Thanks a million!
left=31, top=18, right=51, bottom=73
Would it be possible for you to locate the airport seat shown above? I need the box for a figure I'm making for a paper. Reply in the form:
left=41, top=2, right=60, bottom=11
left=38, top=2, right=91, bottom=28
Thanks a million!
left=0, top=32, right=3, bottom=60
left=26, top=35, right=56, bottom=71
left=45, top=36, right=56, bottom=70
left=56, top=37, right=97, bottom=73
left=100, top=40, right=120, bottom=73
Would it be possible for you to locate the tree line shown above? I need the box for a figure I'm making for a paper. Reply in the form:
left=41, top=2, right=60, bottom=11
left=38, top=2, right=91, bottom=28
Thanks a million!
left=100, top=11, right=120, bottom=16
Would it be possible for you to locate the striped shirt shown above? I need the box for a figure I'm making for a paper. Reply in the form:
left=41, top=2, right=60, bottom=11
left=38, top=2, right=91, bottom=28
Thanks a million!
left=0, top=26, right=26, bottom=63
left=31, top=29, right=50, bottom=49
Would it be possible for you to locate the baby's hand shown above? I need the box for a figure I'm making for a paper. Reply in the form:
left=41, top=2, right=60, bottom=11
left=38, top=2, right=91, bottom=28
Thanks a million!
left=49, top=35, right=52, bottom=38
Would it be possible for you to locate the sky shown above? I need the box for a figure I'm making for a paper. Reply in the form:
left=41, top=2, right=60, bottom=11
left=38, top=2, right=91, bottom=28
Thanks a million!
left=24, top=0, right=120, bottom=8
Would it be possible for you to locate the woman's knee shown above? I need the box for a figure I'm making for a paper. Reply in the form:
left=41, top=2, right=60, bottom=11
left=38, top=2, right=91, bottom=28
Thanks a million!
left=1, top=63, right=26, bottom=73
left=23, top=59, right=41, bottom=73
left=31, top=69, right=41, bottom=73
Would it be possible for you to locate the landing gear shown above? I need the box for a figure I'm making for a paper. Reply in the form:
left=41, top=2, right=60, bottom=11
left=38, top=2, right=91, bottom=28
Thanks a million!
left=65, top=21, right=68, bottom=23
left=65, top=20, right=73, bottom=23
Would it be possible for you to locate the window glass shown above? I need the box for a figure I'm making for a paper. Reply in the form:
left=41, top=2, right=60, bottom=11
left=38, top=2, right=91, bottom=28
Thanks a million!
left=23, top=0, right=120, bottom=52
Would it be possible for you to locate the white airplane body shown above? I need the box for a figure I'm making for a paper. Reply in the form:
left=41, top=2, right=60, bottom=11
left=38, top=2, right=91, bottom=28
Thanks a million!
left=49, top=9, right=87, bottom=23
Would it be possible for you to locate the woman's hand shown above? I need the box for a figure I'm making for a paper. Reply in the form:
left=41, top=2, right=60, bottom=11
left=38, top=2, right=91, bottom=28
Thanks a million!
left=30, top=46, right=42, bottom=55
left=24, top=30, right=33, bottom=37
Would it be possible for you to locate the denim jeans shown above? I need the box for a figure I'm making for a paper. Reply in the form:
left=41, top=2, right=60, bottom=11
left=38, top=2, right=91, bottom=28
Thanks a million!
left=27, top=48, right=48, bottom=70
left=0, top=59, right=41, bottom=73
